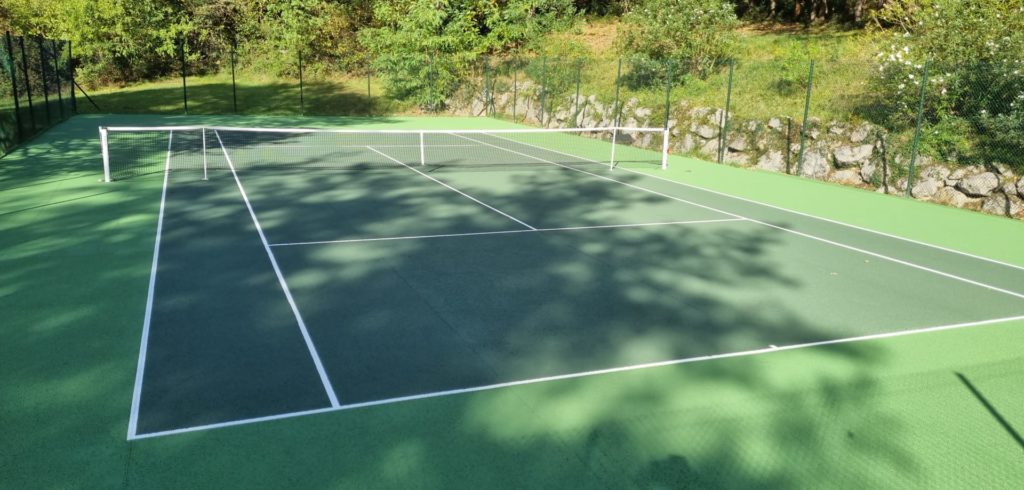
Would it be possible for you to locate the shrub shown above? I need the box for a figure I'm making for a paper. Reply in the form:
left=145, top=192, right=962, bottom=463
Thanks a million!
left=359, top=0, right=574, bottom=109
left=871, top=0, right=1024, bottom=168
left=618, top=0, right=739, bottom=83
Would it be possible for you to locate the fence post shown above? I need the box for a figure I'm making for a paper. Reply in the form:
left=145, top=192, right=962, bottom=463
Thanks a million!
left=612, top=57, right=622, bottom=127
left=482, top=56, right=490, bottom=116
left=68, top=40, right=76, bottom=113
left=796, top=61, right=815, bottom=175
left=512, top=57, right=519, bottom=122
left=785, top=117, right=793, bottom=174
left=427, top=55, right=434, bottom=113
left=663, top=60, right=674, bottom=132
left=179, top=39, right=188, bottom=114
left=50, top=40, right=65, bottom=120
left=538, top=56, right=547, bottom=126
left=18, top=36, right=36, bottom=132
left=298, top=49, right=304, bottom=115
left=905, top=61, right=930, bottom=197
left=366, top=65, right=372, bottom=114
left=574, top=58, right=583, bottom=127
left=36, top=38, right=52, bottom=125
left=4, top=32, right=23, bottom=141
left=718, top=60, right=735, bottom=164
left=230, top=34, right=238, bottom=114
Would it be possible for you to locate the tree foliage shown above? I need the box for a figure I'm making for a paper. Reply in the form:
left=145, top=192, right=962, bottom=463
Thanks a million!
left=358, top=0, right=576, bottom=108
left=871, top=0, right=1024, bottom=165
left=618, top=0, right=739, bottom=81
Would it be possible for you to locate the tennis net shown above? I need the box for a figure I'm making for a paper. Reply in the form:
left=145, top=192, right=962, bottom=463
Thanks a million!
left=99, top=126, right=671, bottom=181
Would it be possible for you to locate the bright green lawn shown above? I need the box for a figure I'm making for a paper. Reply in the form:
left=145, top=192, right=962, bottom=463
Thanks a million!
left=2, top=114, right=1023, bottom=488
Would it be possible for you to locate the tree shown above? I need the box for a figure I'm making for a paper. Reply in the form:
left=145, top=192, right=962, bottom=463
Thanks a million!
left=618, top=0, right=739, bottom=81
left=358, top=0, right=575, bottom=108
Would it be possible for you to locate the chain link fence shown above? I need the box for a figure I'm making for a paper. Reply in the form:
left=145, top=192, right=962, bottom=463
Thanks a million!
left=13, top=39, right=1024, bottom=213
left=1, top=32, right=75, bottom=156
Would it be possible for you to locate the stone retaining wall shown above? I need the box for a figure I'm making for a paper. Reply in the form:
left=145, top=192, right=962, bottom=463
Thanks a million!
left=450, top=87, right=1024, bottom=220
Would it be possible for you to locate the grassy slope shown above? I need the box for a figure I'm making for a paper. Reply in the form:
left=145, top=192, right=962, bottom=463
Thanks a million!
left=71, top=21, right=879, bottom=125
left=1, top=114, right=1023, bottom=488
left=538, top=19, right=879, bottom=123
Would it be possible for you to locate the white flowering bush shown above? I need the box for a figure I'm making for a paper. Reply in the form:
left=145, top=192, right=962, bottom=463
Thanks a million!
left=618, top=0, right=738, bottom=83
left=872, top=0, right=1024, bottom=166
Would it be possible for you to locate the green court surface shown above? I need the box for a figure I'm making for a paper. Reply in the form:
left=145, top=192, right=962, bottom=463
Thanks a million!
left=3, top=114, right=1024, bottom=488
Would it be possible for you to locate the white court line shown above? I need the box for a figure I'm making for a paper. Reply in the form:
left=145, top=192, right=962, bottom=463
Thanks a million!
left=269, top=218, right=746, bottom=247
left=365, top=145, right=536, bottom=230
left=215, top=130, right=341, bottom=409
left=126, top=130, right=174, bottom=440
left=488, top=132, right=1024, bottom=274
left=129, top=313, right=1024, bottom=440
left=462, top=133, right=1024, bottom=302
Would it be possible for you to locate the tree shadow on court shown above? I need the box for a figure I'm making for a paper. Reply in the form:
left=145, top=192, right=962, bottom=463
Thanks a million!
left=4, top=114, right=1023, bottom=488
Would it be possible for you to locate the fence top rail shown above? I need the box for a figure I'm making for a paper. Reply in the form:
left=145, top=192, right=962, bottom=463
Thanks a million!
left=100, top=125, right=668, bottom=135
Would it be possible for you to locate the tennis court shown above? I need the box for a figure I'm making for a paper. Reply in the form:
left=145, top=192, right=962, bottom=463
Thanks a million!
left=98, top=124, right=1024, bottom=440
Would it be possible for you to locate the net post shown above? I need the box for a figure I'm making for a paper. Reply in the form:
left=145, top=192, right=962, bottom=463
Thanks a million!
left=661, top=128, right=670, bottom=170
left=202, top=127, right=208, bottom=180
left=100, top=127, right=111, bottom=182
left=419, top=131, right=426, bottom=166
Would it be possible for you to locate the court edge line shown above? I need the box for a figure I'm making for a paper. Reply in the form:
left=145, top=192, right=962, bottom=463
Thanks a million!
left=488, top=132, right=1024, bottom=274
left=125, top=130, right=174, bottom=440
left=128, top=313, right=1024, bottom=441
left=269, top=218, right=746, bottom=247
left=215, top=130, right=341, bottom=408
left=365, top=145, right=536, bottom=230
left=466, top=133, right=1024, bottom=301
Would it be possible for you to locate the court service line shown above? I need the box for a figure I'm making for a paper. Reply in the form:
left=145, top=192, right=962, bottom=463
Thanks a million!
left=459, top=133, right=1024, bottom=302
left=126, top=130, right=174, bottom=440
left=130, top=313, right=1024, bottom=441
left=214, top=130, right=341, bottom=409
left=491, top=133, right=1024, bottom=274
left=365, top=145, right=536, bottom=230
left=269, top=218, right=746, bottom=247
